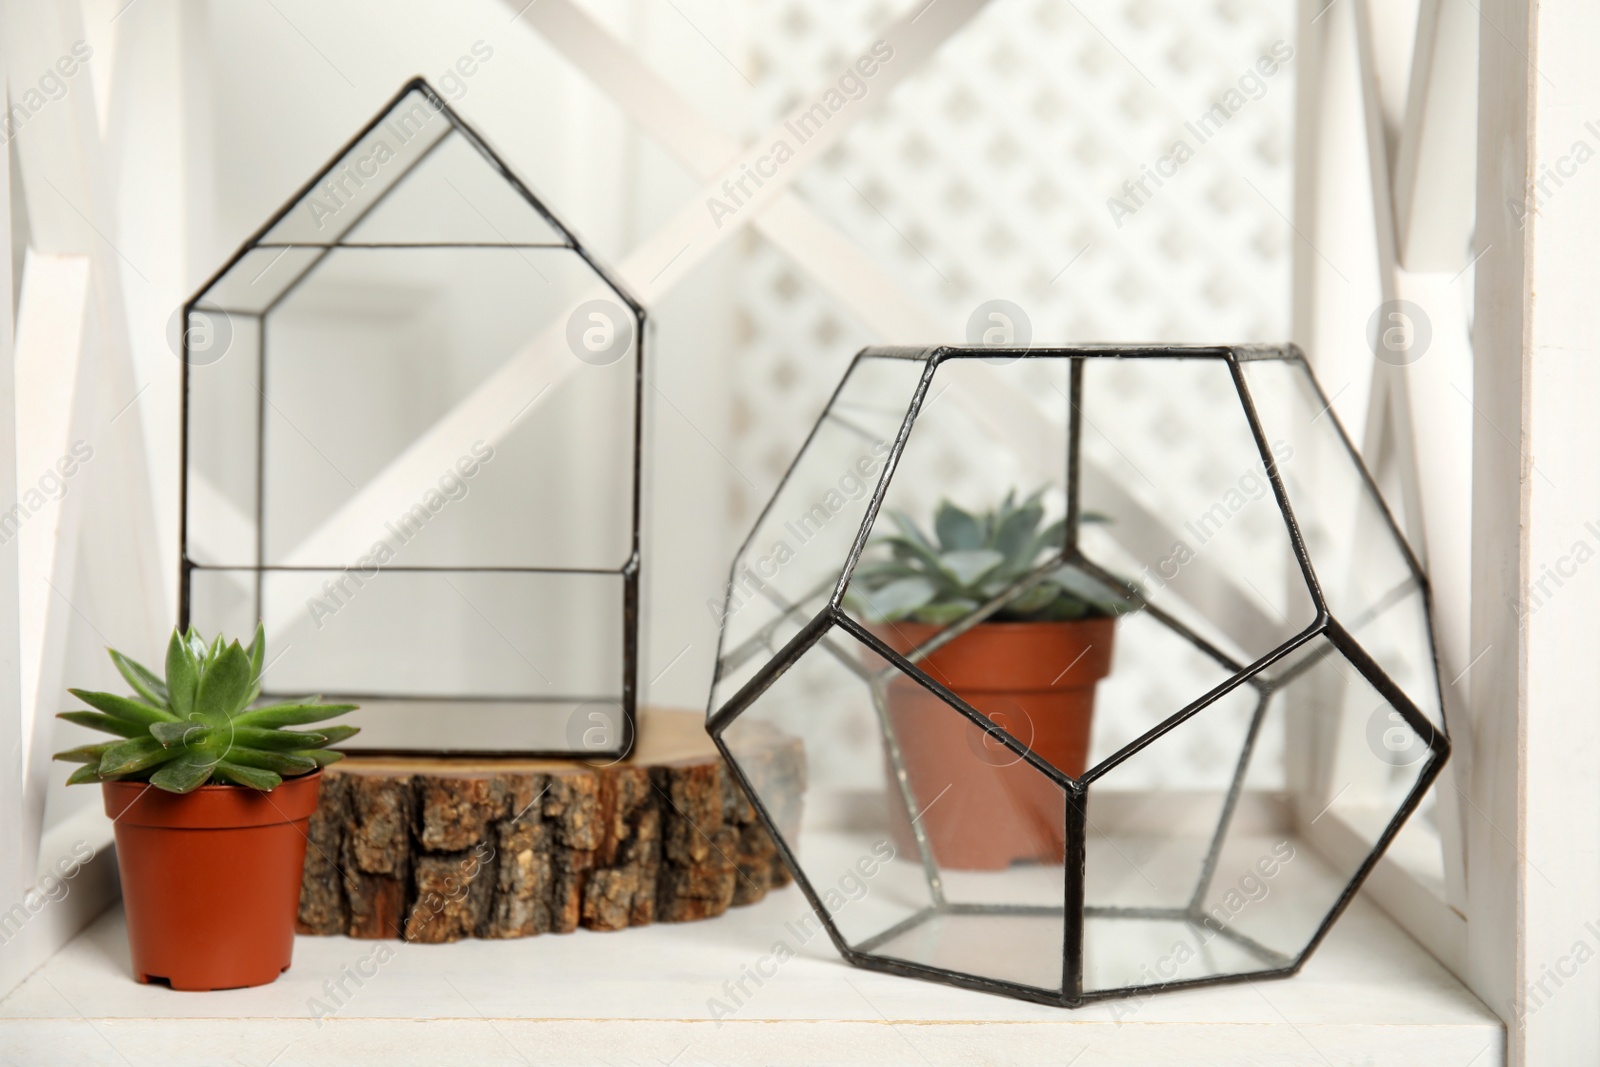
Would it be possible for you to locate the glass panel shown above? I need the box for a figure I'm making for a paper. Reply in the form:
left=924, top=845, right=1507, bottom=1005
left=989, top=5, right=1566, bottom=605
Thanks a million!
left=186, top=565, right=256, bottom=642
left=1238, top=357, right=1442, bottom=728
left=288, top=567, right=617, bottom=699
left=1083, top=914, right=1265, bottom=995
left=845, top=356, right=1073, bottom=787
left=259, top=87, right=453, bottom=246
left=1077, top=355, right=1316, bottom=668
left=722, top=621, right=1067, bottom=994
left=851, top=356, right=1071, bottom=581
left=190, top=566, right=623, bottom=698
left=342, top=131, right=568, bottom=247
left=1081, top=682, right=1267, bottom=992
left=1087, top=608, right=1241, bottom=773
left=259, top=247, right=634, bottom=571
left=190, top=565, right=625, bottom=755
left=891, top=693, right=1067, bottom=993
left=1194, top=636, right=1436, bottom=964
left=844, top=354, right=1279, bottom=784
left=710, top=583, right=827, bottom=721
left=721, top=623, right=936, bottom=952
left=715, top=354, right=927, bottom=687
left=1085, top=683, right=1265, bottom=911
left=185, top=314, right=261, bottom=568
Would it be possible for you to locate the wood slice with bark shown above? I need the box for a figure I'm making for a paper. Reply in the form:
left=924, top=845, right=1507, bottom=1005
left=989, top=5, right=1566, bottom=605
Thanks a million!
left=296, top=709, right=804, bottom=942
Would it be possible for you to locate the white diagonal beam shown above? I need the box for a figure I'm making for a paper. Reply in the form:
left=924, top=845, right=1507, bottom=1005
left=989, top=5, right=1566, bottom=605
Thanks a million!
left=1393, top=0, right=1479, bottom=271
left=1353, top=0, right=1428, bottom=554
left=938, top=362, right=1291, bottom=655
left=11, top=252, right=94, bottom=838
left=269, top=0, right=1282, bottom=658
left=276, top=0, right=994, bottom=571
left=515, top=0, right=946, bottom=343
left=1351, top=0, right=1469, bottom=912
left=516, top=0, right=1285, bottom=655
left=4, top=0, right=169, bottom=870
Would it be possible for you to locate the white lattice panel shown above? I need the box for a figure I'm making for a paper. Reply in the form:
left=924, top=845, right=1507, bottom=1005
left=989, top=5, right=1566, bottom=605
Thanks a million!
left=724, top=0, right=1294, bottom=788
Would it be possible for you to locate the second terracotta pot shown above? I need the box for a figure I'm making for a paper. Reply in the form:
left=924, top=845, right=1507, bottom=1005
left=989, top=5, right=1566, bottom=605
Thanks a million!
left=103, top=771, right=322, bottom=991
left=873, top=617, right=1115, bottom=870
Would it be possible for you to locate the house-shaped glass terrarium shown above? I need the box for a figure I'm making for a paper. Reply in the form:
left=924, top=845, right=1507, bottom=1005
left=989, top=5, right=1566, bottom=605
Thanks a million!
left=707, top=344, right=1447, bottom=1006
left=181, top=80, right=644, bottom=758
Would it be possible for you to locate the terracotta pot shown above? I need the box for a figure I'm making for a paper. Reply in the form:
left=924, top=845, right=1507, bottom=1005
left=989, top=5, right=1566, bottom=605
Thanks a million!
left=103, top=771, right=322, bottom=991
left=871, top=618, right=1115, bottom=870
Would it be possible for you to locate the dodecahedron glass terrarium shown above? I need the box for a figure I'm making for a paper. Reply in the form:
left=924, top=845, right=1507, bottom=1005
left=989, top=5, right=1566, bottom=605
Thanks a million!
left=180, top=80, right=645, bottom=758
left=707, top=344, right=1448, bottom=1006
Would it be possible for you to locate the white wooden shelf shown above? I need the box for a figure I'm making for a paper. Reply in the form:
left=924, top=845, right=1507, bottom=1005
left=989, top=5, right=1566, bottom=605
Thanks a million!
left=1, top=876, right=1502, bottom=1066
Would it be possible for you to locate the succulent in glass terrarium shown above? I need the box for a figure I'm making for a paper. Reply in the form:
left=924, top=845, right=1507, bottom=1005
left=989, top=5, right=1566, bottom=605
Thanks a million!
left=848, top=490, right=1138, bottom=869
left=710, top=344, right=1449, bottom=1006
left=845, top=490, right=1137, bottom=624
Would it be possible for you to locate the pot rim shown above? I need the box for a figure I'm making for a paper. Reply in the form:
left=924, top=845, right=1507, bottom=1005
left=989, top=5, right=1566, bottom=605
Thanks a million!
left=102, top=768, right=323, bottom=829
left=867, top=614, right=1117, bottom=690
left=882, top=615, right=1119, bottom=631
left=100, top=768, right=323, bottom=794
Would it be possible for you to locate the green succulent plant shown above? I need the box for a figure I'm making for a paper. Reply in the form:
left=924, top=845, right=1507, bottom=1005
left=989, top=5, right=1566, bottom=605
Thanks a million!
left=846, top=489, right=1140, bottom=625
left=53, top=624, right=358, bottom=794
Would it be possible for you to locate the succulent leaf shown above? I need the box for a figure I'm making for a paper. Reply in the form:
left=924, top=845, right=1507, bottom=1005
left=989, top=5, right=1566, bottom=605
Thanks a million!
left=854, top=575, right=938, bottom=621
left=53, top=742, right=116, bottom=765
left=1026, top=517, right=1068, bottom=563
left=166, top=630, right=198, bottom=718
left=67, top=688, right=178, bottom=726
left=232, top=725, right=329, bottom=751
left=1051, top=566, right=1140, bottom=615
left=850, top=491, right=1139, bottom=625
left=224, top=747, right=318, bottom=775
left=99, top=736, right=176, bottom=777
left=193, top=642, right=252, bottom=725
left=233, top=702, right=358, bottom=729
left=65, top=764, right=103, bottom=785
left=1006, top=582, right=1061, bottom=615
left=887, top=509, right=937, bottom=552
left=150, top=754, right=219, bottom=794
left=938, top=549, right=1005, bottom=588
left=211, top=761, right=282, bottom=790
left=914, top=599, right=981, bottom=625
left=109, top=650, right=169, bottom=707
left=993, top=502, right=1044, bottom=562
left=246, top=622, right=265, bottom=689
left=58, top=711, right=145, bottom=739
left=934, top=500, right=983, bottom=551
left=314, top=724, right=361, bottom=747
left=883, top=536, right=947, bottom=583
left=149, top=720, right=203, bottom=747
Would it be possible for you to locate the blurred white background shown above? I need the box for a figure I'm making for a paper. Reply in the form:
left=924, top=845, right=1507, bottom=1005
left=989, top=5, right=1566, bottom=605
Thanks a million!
left=12, top=0, right=1292, bottom=832
left=13, top=0, right=1593, bottom=1051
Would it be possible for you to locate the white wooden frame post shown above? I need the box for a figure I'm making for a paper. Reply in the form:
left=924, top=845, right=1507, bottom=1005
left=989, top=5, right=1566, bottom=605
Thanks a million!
left=1470, top=0, right=1600, bottom=1062
left=1294, top=0, right=1600, bottom=1057
left=1287, top=0, right=1479, bottom=974
left=0, top=26, right=30, bottom=991
left=0, top=0, right=169, bottom=997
